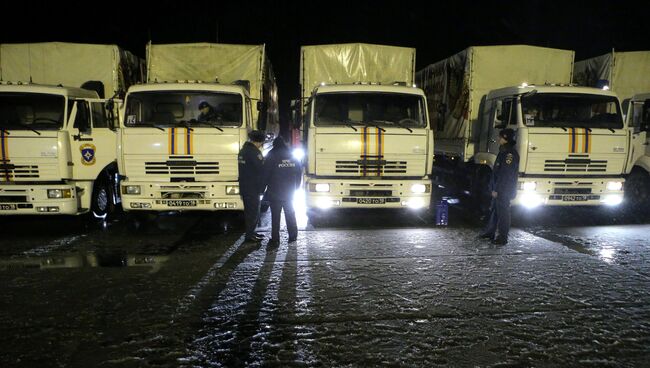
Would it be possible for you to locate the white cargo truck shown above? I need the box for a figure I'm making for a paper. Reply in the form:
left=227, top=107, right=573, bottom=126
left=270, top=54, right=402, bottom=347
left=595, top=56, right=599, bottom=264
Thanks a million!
left=118, top=43, right=279, bottom=212
left=300, top=43, right=434, bottom=211
left=0, top=42, right=142, bottom=216
left=417, top=45, right=627, bottom=211
left=574, top=51, right=650, bottom=209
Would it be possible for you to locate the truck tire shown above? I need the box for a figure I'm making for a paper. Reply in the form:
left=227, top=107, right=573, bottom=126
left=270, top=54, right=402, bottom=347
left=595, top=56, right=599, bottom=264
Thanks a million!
left=91, top=177, right=113, bottom=220
left=625, top=169, right=650, bottom=215
left=471, top=169, right=492, bottom=219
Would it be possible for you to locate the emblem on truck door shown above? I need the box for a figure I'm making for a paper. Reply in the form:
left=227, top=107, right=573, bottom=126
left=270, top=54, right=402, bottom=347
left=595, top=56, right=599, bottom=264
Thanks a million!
left=80, top=144, right=96, bottom=166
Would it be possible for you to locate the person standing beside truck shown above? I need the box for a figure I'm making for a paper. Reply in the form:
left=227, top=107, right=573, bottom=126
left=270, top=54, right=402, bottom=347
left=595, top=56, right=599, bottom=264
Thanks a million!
left=479, top=128, right=519, bottom=245
left=262, top=136, right=301, bottom=248
left=238, top=130, right=266, bottom=243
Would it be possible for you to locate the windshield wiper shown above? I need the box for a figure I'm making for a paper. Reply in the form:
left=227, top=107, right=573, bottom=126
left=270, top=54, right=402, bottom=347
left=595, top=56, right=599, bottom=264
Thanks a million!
left=372, top=119, right=413, bottom=133
left=191, top=119, right=224, bottom=132
left=363, top=121, right=386, bottom=132
left=340, top=119, right=359, bottom=132
left=177, top=120, right=194, bottom=132
left=23, top=126, right=41, bottom=135
left=137, top=121, right=165, bottom=131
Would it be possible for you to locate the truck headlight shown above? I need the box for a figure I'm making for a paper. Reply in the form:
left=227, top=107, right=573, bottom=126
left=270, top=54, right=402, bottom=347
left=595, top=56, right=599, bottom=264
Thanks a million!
left=122, top=185, right=141, bottom=195
left=226, top=185, right=240, bottom=195
left=606, top=181, right=623, bottom=191
left=47, top=189, right=72, bottom=199
left=522, top=181, right=537, bottom=192
left=410, top=184, right=430, bottom=193
left=309, top=183, right=330, bottom=192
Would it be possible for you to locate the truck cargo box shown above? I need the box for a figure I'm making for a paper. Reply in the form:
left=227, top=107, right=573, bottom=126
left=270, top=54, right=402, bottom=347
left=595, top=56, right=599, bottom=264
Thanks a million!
left=0, top=42, right=143, bottom=98
left=574, top=51, right=650, bottom=101
left=417, top=45, right=574, bottom=159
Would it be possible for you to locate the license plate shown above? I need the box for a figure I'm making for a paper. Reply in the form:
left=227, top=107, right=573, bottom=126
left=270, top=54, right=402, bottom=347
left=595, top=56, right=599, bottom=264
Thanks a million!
left=167, top=200, right=197, bottom=207
left=357, top=198, right=386, bottom=205
left=0, top=204, right=17, bottom=210
left=562, top=195, right=588, bottom=202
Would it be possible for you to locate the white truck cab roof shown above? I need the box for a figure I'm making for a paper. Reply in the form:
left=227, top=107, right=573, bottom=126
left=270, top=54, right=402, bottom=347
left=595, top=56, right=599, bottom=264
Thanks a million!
left=487, top=84, right=620, bottom=100
left=313, top=83, right=425, bottom=96
left=126, top=82, right=250, bottom=97
left=0, top=82, right=99, bottom=99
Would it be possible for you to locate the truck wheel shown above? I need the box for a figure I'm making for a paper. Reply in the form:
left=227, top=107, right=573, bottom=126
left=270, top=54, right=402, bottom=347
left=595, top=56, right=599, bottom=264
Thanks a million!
left=625, top=170, right=650, bottom=215
left=91, top=178, right=113, bottom=219
left=472, top=170, right=492, bottom=219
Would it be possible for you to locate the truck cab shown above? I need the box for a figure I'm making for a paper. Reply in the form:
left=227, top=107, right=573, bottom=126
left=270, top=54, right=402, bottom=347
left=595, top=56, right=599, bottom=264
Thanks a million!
left=118, top=82, right=253, bottom=212
left=475, top=85, right=627, bottom=208
left=303, top=83, right=434, bottom=210
left=0, top=83, right=118, bottom=216
left=623, top=93, right=650, bottom=208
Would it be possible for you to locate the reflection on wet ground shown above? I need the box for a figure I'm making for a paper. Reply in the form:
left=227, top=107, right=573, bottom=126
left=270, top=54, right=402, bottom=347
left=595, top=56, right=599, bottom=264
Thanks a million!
left=0, top=252, right=169, bottom=272
left=0, top=204, right=649, bottom=367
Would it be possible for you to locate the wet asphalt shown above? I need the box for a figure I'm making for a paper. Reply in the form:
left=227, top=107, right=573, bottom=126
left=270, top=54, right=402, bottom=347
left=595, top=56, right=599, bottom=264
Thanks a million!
left=0, top=203, right=649, bottom=367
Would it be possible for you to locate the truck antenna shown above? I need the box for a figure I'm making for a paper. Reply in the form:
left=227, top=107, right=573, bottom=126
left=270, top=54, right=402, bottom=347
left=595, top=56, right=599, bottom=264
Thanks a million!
left=28, top=43, right=33, bottom=84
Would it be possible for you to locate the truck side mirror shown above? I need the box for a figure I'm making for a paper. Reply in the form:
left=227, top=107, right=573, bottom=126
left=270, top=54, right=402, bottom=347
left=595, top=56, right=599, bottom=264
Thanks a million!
left=257, top=101, right=267, bottom=112
left=641, top=122, right=650, bottom=133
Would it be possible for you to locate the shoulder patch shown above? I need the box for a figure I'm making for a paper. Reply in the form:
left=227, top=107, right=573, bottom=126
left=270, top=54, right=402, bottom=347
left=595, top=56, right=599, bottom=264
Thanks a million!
left=257, top=153, right=264, bottom=161
left=505, top=153, right=513, bottom=165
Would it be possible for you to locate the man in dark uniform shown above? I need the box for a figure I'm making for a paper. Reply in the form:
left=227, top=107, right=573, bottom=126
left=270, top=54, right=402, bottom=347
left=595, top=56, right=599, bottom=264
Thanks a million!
left=197, top=101, right=221, bottom=122
left=479, top=128, right=519, bottom=245
left=238, top=130, right=266, bottom=243
left=262, top=137, right=302, bottom=248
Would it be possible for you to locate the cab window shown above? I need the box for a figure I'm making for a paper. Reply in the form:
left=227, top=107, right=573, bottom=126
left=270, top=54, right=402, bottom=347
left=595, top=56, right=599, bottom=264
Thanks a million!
left=91, top=102, right=108, bottom=128
left=73, top=101, right=91, bottom=133
left=494, top=98, right=515, bottom=128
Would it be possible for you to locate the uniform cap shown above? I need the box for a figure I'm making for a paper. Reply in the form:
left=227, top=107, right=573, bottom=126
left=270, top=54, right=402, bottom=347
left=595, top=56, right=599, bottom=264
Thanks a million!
left=198, top=101, right=210, bottom=109
left=248, top=130, right=265, bottom=142
left=499, top=128, right=516, bottom=143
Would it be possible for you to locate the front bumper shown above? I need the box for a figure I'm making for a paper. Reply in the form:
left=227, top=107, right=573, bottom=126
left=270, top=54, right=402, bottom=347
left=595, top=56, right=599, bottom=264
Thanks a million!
left=513, top=177, right=625, bottom=208
left=120, top=180, right=243, bottom=211
left=305, top=177, right=431, bottom=210
left=0, top=183, right=80, bottom=215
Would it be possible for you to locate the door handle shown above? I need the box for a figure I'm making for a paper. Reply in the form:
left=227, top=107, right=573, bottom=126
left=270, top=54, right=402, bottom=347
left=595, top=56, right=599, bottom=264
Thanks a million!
left=73, top=134, right=93, bottom=142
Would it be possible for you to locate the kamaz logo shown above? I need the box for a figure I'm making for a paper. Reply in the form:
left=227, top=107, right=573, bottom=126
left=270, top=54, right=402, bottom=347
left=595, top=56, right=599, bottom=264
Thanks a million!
left=357, top=160, right=386, bottom=165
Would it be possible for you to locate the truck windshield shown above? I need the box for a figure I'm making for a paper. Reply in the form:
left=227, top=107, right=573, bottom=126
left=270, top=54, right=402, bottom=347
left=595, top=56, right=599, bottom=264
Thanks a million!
left=0, top=93, right=65, bottom=130
left=313, top=92, right=426, bottom=128
left=124, top=91, right=243, bottom=128
left=521, top=93, right=623, bottom=129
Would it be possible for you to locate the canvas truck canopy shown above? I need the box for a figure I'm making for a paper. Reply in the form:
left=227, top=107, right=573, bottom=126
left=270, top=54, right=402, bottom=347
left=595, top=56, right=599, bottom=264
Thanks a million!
left=146, top=43, right=278, bottom=131
left=417, top=45, right=574, bottom=145
left=146, top=43, right=267, bottom=99
left=300, top=43, right=416, bottom=104
left=0, top=42, right=143, bottom=98
left=574, top=51, right=650, bottom=101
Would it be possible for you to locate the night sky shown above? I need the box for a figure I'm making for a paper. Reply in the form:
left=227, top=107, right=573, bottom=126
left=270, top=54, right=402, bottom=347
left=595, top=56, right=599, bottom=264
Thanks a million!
left=2, top=0, right=649, bottom=123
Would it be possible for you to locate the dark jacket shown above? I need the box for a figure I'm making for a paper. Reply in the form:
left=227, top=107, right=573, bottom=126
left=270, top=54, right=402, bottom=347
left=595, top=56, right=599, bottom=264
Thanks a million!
left=262, top=146, right=302, bottom=201
left=490, top=144, right=519, bottom=200
left=238, top=141, right=264, bottom=196
left=198, top=107, right=220, bottom=122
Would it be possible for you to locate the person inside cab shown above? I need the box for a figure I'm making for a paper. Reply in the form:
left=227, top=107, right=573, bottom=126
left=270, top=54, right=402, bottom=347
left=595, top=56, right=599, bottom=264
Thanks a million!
left=197, top=101, right=221, bottom=122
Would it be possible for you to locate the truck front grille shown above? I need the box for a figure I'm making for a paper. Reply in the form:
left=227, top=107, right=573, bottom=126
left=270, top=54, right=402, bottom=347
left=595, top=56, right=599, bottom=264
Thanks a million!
left=145, top=159, right=219, bottom=175
left=544, top=158, right=606, bottom=173
left=349, top=190, right=392, bottom=197
left=335, top=159, right=407, bottom=174
left=0, top=164, right=39, bottom=179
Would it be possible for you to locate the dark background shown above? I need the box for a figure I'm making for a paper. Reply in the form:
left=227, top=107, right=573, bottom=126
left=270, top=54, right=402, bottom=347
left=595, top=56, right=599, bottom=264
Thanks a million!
left=2, top=0, right=649, bottom=128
